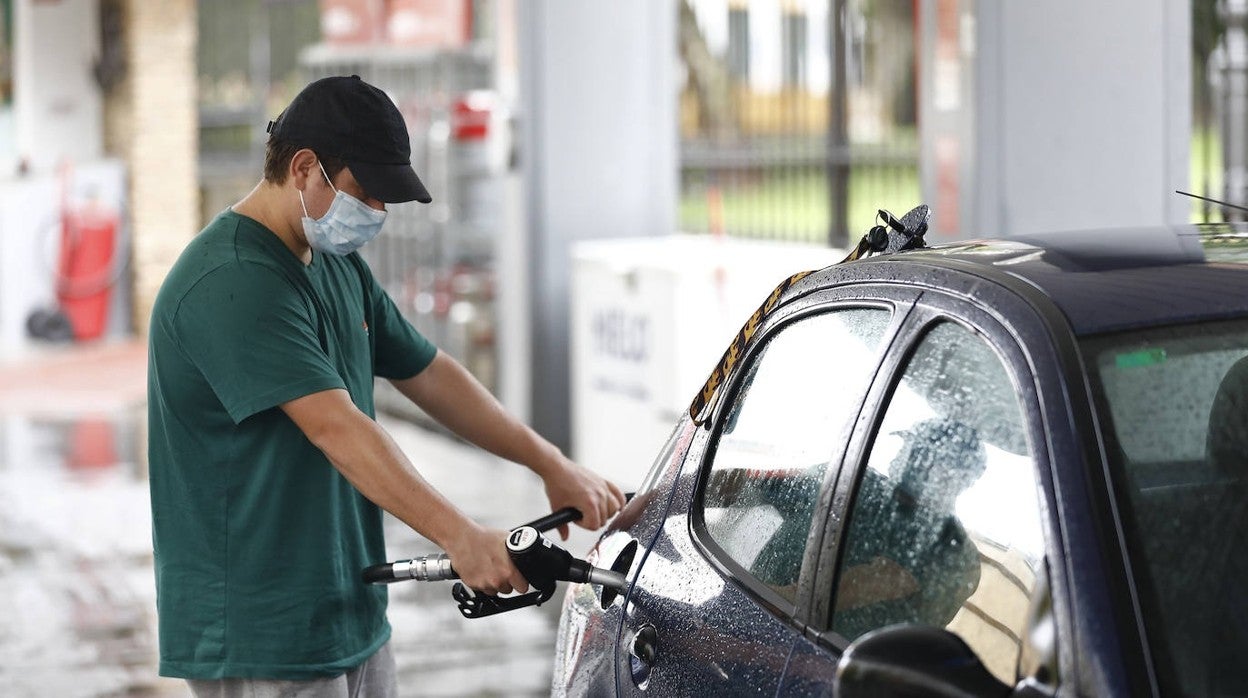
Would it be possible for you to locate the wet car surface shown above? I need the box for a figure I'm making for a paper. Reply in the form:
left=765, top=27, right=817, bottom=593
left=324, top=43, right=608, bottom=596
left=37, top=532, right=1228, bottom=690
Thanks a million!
left=553, top=223, right=1248, bottom=697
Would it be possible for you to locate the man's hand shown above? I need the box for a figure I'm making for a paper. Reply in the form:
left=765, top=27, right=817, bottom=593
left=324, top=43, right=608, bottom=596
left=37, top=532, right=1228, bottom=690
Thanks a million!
left=540, top=455, right=627, bottom=540
left=443, top=523, right=530, bottom=596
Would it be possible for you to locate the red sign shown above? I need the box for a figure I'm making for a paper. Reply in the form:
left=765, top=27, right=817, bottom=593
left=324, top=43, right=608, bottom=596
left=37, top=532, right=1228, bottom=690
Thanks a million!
left=320, top=0, right=385, bottom=45
left=386, top=0, right=470, bottom=47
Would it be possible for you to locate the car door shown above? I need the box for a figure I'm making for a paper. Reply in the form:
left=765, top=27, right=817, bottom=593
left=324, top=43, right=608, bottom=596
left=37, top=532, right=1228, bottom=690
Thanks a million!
left=781, top=293, right=1061, bottom=695
left=615, top=285, right=918, bottom=696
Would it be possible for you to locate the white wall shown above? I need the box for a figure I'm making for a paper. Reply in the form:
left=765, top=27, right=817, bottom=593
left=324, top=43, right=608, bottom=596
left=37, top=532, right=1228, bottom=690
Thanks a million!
left=971, top=1, right=1190, bottom=236
left=0, top=1, right=115, bottom=357
left=12, top=0, right=103, bottom=173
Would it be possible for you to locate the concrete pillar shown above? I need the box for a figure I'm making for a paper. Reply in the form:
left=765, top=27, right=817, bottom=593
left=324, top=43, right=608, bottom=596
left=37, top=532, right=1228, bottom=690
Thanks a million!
left=106, top=0, right=198, bottom=335
left=12, top=0, right=102, bottom=169
left=518, top=3, right=677, bottom=450
left=968, top=0, right=1190, bottom=236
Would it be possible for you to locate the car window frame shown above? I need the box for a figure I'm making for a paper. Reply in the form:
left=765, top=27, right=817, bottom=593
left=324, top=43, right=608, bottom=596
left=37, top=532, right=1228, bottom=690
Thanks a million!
left=688, top=283, right=920, bottom=627
left=918, top=256, right=1168, bottom=696
left=807, top=291, right=1064, bottom=682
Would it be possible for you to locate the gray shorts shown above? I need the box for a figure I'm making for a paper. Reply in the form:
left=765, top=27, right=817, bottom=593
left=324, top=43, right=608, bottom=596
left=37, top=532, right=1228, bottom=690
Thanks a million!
left=186, top=642, right=397, bottom=698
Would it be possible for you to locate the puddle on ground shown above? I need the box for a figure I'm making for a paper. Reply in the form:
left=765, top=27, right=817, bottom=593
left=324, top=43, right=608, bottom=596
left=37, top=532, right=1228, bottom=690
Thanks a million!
left=0, top=412, right=558, bottom=697
left=0, top=411, right=176, bottom=697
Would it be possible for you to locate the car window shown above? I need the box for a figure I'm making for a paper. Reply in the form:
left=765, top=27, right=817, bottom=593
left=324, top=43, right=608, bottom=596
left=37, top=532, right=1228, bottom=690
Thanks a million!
left=1083, top=319, right=1248, bottom=695
left=830, top=320, right=1045, bottom=684
left=700, top=307, right=891, bottom=604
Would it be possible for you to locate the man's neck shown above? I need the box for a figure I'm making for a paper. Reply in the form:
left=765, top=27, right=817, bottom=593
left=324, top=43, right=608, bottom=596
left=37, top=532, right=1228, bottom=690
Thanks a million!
left=232, top=181, right=313, bottom=265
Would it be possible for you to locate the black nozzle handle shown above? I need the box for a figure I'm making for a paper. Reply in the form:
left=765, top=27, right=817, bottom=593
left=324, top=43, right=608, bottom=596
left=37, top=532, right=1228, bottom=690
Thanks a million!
left=362, top=493, right=636, bottom=586
left=521, top=491, right=636, bottom=534
left=522, top=507, right=582, bottom=533
left=506, top=526, right=629, bottom=593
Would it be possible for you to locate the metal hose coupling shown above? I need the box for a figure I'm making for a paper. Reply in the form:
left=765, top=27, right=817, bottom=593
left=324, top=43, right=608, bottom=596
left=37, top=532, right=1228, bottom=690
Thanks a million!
left=362, top=553, right=457, bottom=584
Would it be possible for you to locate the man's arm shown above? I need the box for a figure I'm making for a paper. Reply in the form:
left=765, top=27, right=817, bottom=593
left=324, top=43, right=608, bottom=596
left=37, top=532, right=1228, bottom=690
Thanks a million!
left=280, top=387, right=529, bottom=595
left=389, top=350, right=626, bottom=537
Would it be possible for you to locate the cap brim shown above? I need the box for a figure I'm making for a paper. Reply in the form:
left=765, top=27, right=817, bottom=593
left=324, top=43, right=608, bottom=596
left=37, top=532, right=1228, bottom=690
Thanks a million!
left=349, top=160, right=432, bottom=204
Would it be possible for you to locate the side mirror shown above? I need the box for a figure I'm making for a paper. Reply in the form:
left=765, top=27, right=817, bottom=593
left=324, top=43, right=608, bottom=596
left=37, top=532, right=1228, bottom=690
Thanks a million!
left=835, top=624, right=1011, bottom=698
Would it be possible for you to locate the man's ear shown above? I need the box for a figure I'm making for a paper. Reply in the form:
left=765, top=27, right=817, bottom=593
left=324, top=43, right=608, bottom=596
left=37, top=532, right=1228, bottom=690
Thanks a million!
left=289, top=148, right=319, bottom=191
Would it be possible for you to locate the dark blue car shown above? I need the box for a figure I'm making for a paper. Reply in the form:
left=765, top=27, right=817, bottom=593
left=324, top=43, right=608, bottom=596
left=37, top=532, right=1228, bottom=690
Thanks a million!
left=552, top=223, right=1248, bottom=697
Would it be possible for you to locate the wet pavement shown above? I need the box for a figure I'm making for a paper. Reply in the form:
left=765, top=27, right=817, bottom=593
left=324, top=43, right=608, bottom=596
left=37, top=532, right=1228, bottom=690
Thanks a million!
left=0, top=340, right=590, bottom=697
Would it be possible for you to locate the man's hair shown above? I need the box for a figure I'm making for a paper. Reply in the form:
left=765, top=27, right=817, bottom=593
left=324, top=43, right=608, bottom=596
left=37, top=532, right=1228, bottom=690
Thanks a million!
left=263, top=136, right=347, bottom=185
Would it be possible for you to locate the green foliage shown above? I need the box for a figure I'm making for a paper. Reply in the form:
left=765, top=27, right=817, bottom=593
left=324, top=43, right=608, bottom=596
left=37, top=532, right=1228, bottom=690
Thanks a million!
left=679, top=165, right=921, bottom=246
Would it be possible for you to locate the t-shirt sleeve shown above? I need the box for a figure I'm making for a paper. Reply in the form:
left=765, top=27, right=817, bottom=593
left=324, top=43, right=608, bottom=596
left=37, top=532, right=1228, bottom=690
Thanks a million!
left=361, top=259, right=438, bottom=379
left=172, top=263, right=347, bottom=424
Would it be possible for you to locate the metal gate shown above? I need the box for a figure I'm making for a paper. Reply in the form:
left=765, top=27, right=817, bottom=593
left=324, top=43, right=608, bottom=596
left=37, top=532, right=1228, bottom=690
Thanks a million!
left=198, top=1, right=506, bottom=424
left=297, top=46, right=500, bottom=419
left=1194, top=0, right=1248, bottom=222
left=678, top=0, right=920, bottom=247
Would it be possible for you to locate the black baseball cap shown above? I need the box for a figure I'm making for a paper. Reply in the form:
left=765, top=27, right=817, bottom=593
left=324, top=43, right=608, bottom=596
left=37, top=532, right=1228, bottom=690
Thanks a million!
left=267, top=75, right=431, bottom=204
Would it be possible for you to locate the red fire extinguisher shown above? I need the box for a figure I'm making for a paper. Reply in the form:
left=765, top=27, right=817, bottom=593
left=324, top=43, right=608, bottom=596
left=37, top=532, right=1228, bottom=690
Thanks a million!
left=56, top=200, right=120, bottom=341
left=52, top=161, right=122, bottom=342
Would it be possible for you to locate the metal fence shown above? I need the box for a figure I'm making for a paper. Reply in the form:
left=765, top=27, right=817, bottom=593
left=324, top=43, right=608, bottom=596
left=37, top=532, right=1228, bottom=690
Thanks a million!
left=197, top=1, right=503, bottom=422
left=196, top=1, right=928, bottom=418
left=198, top=0, right=321, bottom=225
left=678, top=0, right=920, bottom=247
left=1194, top=0, right=1248, bottom=223
left=297, top=45, right=500, bottom=419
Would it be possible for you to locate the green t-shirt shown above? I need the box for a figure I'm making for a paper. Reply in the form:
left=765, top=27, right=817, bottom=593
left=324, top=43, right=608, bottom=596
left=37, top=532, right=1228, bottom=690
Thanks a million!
left=147, top=209, right=437, bottom=679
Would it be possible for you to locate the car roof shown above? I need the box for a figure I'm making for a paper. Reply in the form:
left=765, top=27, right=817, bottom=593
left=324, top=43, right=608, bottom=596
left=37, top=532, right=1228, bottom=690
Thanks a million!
left=855, top=223, right=1248, bottom=336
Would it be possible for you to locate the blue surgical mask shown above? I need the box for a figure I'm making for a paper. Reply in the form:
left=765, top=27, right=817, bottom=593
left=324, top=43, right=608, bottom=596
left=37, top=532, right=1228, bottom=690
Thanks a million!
left=300, top=162, right=387, bottom=255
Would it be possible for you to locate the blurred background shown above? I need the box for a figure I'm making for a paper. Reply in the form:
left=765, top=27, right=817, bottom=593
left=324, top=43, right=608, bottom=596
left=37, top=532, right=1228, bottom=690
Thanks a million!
left=0, top=0, right=1233, bottom=695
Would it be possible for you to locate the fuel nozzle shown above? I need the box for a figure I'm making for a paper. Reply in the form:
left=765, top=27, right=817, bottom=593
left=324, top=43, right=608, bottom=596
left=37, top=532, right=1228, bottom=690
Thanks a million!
left=506, top=526, right=627, bottom=593
left=450, top=525, right=627, bottom=620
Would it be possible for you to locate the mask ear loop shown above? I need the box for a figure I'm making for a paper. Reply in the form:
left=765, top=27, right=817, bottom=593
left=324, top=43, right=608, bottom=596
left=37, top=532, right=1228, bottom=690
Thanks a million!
left=299, top=159, right=338, bottom=219
left=317, top=161, right=339, bottom=195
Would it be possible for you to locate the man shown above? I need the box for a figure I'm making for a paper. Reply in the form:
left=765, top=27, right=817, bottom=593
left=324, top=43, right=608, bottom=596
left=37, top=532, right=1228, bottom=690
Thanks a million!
left=147, top=75, right=625, bottom=696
